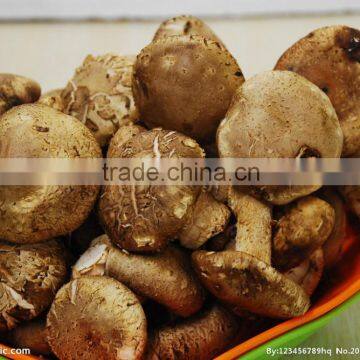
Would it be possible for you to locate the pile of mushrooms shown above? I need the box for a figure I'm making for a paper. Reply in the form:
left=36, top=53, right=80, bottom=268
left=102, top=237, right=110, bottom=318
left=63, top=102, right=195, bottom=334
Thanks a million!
left=0, top=15, right=359, bottom=360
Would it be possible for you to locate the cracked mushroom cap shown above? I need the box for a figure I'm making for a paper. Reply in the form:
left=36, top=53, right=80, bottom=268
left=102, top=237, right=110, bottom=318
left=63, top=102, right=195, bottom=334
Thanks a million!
left=0, top=74, right=41, bottom=116
left=99, top=128, right=204, bottom=252
left=132, top=35, right=244, bottom=143
left=62, top=54, right=139, bottom=147
left=272, top=196, right=335, bottom=271
left=153, top=15, right=224, bottom=46
left=145, top=304, right=239, bottom=360
left=46, top=276, right=147, bottom=360
left=275, top=26, right=360, bottom=156
left=0, top=239, right=68, bottom=332
left=5, top=318, right=51, bottom=356
left=73, top=235, right=205, bottom=317
left=38, top=88, right=64, bottom=112
left=217, top=70, right=343, bottom=204
left=0, top=103, right=101, bottom=244
left=192, top=250, right=310, bottom=319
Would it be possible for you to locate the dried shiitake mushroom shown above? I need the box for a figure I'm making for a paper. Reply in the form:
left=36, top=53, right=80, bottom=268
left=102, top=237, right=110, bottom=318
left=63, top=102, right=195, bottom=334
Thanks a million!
left=62, top=54, right=139, bottom=147
left=132, top=35, right=244, bottom=143
left=0, top=103, right=101, bottom=244
left=178, top=191, right=231, bottom=249
left=275, top=26, right=360, bottom=156
left=153, top=15, right=224, bottom=45
left=5, top=318, right=51, bottom=356
left=99, top=128, right=204, bottom=252
left=284, top=248, right=324, bottom=297
left=192, top=190, right=310, bottom=319
left=46, top=276, right=147, bottom=360
left=146, top=304, right=239, bottom=360
left=38, top=88, right=64, bottom=112
left=0, top=74, right=41, bottom=115
left=217, top=70, right=343, bottom=205
left=0, top=240, right=68, bottom=331
left=73, top=235, right=205, bottom=317
left=272, top=196, right=335, bottom=271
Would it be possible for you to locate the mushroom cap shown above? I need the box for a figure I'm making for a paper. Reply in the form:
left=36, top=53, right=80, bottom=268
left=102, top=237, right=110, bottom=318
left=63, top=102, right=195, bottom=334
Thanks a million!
left=132, top=35, right=244, bottom=143
left=0, top=74, right=41, bottom=115
left=192, top=250, right=310, bottom=319
left=106, top=123, right=146, bottom=157
left=146, top=304, right=239, bottom=360
left=38, top=88, right=64, bottom=112
left=5, top=318, right=51, bottom=356
left=46, top=276, right=147, bottom=360
left=99, top=128, right=204, bottom=252
left=62, top=54, right=138, bottom=147
left=217, top=70, right=343, bottom=204
left=78, top=235, right=205, bottom=317
left=0, top=103, right=101, bottom=244
left=272, top=196, right=335, bottom=271
left=153, top=15, right=224, bottom=46
left=0, top=239, right=68, bottom=331
left=275, top=26, right=360, bottom=156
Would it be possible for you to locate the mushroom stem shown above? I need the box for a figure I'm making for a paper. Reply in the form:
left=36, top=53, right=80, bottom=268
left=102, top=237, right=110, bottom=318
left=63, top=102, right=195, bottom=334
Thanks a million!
left=227, top=190, right=272, bottom=264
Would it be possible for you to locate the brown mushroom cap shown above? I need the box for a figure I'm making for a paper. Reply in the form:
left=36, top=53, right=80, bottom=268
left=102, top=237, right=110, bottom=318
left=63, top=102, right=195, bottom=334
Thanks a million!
left=153, top=15, right=224, bottom=46
left=5, top=318, right=51, bottom=356
left=0, top=74, right=41, bottom=115
left=46, top=276, right=147, bottom=360
left=106, top=123, right=146, bottom=157
left=272, top=196, right=335, bottom=271
left=217, top=70, right=343, bottom=204
left=38, top=88, right=64, bottom=112
left=275, top=26, right=360, bottom=156
left=132, top=35, right=244, bottom=143
left=192, top=250, right=310, bottom=319
left=178, top=191, right=231, bottom=249
left=0, top=240, right=68, bottom=331
left=99, top=128, right=204, bottom=252
left=0, top=104, right=101, bottom=244
left=145, top=304, right=239, bottom=360
left=320, top=188, right=347, bottom=269
left=73, top=235, right=205, bottom=317
left=62, top=54, right=139, bottom=147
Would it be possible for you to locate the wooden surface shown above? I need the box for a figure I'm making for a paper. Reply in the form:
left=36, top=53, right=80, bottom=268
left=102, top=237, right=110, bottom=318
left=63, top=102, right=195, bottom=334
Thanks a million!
left=0, top=14, right=359, bottom=354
